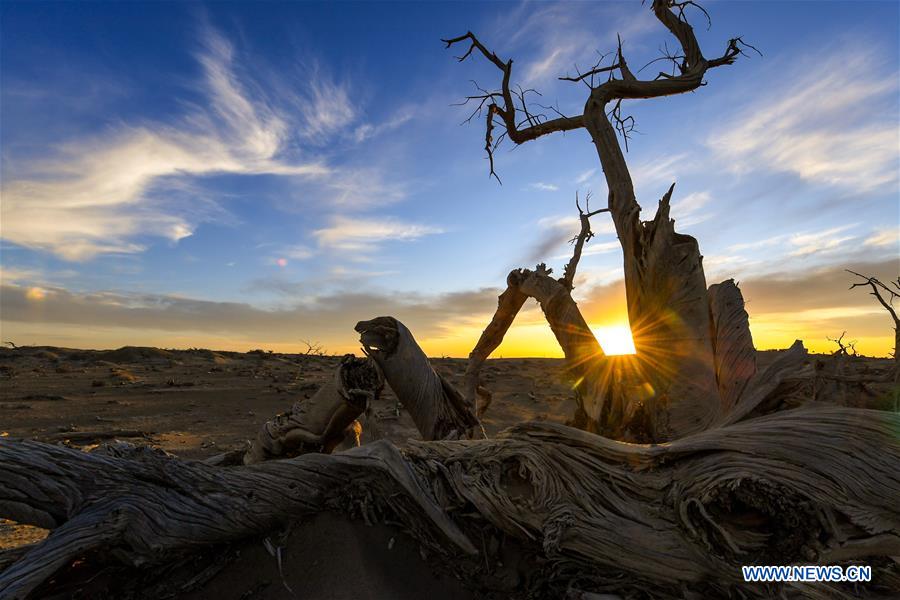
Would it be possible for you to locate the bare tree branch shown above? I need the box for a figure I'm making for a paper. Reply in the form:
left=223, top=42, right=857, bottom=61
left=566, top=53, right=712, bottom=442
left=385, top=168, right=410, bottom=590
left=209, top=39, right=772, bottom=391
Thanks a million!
left=827, top=331, right=858, bottom=357
left=559, top=61, right=621, bottom=84
left=445, top=1, right=757, bottom=185
left=848, top=270, right=900, bottom=325
left=561, top=191, right=611, bottom=290
left=443, top=31, right=584, bottom=181
left=847, top=270, right=900, bottom=379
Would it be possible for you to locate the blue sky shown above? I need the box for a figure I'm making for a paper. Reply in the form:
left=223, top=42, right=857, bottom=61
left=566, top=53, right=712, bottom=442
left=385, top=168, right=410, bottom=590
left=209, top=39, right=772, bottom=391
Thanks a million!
left=2, top=1, right=898, bottom=356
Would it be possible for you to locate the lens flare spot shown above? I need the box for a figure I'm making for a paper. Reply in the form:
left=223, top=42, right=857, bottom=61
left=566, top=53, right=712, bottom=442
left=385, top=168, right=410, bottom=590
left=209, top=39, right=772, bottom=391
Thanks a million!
left=276, top=258, right=288, bottom=268
left=592, top=324, right=636, bottom=355
left=26, top=287, right=47, bottom=301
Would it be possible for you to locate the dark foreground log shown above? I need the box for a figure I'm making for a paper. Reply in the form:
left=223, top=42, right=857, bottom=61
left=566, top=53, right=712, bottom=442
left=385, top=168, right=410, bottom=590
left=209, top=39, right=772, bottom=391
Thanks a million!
left=2, top=404, right=898, bottom=599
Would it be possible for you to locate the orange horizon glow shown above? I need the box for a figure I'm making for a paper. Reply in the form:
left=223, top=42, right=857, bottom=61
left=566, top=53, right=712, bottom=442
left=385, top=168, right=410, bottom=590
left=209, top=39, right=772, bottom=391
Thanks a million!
left=1, top=319, right=894, bottom=359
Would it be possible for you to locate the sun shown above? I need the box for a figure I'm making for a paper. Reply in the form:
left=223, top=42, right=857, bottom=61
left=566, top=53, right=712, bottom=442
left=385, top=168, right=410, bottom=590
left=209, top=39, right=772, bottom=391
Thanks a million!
left=591, top=324, right=637, bottom=356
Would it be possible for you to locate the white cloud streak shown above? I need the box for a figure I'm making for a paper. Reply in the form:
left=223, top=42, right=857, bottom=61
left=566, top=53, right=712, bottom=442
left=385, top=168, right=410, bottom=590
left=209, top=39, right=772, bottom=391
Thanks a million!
left=298, top=67, right=357, bottom=141
left=574, top=168, right=596, bottom=186
left=670, top=190, right=712, bottom=227
left=708, top=45, right=899, bottom=192
left=788, top=224, right=859, bottom=257
left=497, top=1, right=658, bottom=86
left=353, top=109, right=414, bottom=143
left=863, top=227, right=899, bottom=248
left=1, top=27, right=335, bottom=261
left=726, top=224, right=860, bottom=258
left=313, top=216, right=443, bottom=253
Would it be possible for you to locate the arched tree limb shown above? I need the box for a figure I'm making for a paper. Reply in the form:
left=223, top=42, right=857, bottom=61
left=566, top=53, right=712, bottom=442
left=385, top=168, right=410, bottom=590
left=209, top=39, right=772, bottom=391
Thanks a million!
left=463, top=265, right=618, bottom=431
left=465, top=194, right=613, bottom=420
left=464, top=282, right=529, bottom=417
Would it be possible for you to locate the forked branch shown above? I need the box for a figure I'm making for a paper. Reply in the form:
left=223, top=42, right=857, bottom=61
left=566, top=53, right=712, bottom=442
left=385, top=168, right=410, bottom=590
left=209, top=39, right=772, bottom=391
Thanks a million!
left=445, top=0, right=757, bottom=184
left=848, top=270, right=900, bottom=326
left=561, top=191, right=610, bottom=290
left=827, top=331, right=858, bottom=357
left=443, top=31, right=584, bottom=181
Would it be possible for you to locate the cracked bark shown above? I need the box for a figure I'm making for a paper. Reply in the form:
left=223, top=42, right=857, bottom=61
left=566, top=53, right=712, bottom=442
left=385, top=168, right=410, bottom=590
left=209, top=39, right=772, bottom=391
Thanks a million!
left=2, top=397, right=898, bottom=599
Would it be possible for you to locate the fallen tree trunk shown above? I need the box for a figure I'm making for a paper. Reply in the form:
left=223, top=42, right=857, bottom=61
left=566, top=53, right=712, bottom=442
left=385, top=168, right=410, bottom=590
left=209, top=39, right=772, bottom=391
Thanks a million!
left=0, top=439, right=474, bottom=599
left=2, top=404, right=898, bottom=599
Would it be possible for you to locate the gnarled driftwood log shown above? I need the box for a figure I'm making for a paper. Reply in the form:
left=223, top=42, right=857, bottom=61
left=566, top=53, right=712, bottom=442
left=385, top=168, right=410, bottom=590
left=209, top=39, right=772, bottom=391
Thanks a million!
left=1, top=400, right=898, bottom=599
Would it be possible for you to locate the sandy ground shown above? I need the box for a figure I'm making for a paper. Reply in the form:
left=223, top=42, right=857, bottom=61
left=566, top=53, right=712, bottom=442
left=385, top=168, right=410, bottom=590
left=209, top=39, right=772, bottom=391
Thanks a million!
left=0, top=345, right=581, bottom=453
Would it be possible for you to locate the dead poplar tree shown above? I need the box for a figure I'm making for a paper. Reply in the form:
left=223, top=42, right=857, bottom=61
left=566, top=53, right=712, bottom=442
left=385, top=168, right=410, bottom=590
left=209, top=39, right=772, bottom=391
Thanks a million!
left=446, top=0, right=761, bottom=442
left=848, top=270, right=900, bottom=372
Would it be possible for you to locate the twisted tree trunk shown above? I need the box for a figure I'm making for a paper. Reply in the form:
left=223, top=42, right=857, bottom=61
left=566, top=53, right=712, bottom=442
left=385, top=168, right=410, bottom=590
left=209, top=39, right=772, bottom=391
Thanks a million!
left=446, top=0, right=767, bottom=443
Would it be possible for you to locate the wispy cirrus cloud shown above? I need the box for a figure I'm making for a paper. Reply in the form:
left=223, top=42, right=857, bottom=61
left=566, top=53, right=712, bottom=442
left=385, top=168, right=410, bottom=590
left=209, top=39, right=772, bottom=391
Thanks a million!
left=494, top=1, right=658, bottom=86
left=574, top=168, right=596, bottom=186
left=1, top=26, right=337, bottom=261
left=863, top=227, right=899, bottom=249
left=708, top=44, right=899, bottom=192
left=727, top=223, right=860, bottom=256
left=268, top=244, right=316, bottom=268
left=788, top=224, right=859, bottom=257
left=670, top=190, right=712, bottom=228
left=296, top=67, right=357, bottom=141
left=353, top=108, right=415, bottom=143
left=704, top=222, right=878, bottom=282
left=630, top=153, right=693, bottom=190
left=313, top=215, right=443, bottom=253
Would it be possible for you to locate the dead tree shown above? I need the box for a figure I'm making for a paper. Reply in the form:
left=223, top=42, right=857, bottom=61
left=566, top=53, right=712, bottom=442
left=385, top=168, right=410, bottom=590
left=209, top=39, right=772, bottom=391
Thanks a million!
left=848, top=270, right=900, bottom=372
left=447, top=0, right=760, bottom=442
left=827, top=332, right=858, bottom=357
